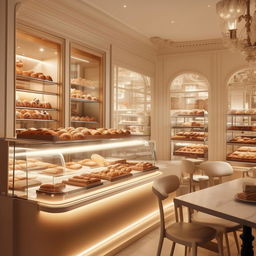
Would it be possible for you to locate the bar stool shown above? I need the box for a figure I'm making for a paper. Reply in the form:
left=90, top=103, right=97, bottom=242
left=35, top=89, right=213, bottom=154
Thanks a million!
left=152, top=175, right=222, bottom=256
left=191, top=161, right=241, bottom=256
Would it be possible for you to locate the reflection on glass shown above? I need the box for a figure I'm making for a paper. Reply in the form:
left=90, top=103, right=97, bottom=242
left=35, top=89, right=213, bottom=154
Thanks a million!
left=113, top=66, right=151, bottom=136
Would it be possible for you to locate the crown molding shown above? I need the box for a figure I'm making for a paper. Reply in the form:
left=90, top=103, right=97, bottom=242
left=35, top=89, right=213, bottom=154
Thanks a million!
left=150, top=37, right=227, bottom=54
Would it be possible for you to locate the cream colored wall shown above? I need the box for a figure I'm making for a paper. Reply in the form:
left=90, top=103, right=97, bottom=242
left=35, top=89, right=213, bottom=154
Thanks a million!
left=155, top=50, right=248, bottom=160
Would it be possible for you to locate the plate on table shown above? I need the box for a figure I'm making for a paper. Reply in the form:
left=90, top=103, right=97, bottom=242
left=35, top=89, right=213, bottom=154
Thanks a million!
left=235, top=193, right=256, bottom=204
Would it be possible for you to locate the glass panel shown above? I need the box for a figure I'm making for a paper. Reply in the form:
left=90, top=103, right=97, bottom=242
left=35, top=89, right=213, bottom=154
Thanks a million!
left=70, top=46, right=103, bottom=128
left=113, top=66, right=151, bottom=137
left=170, top=73, right=209, bottom=160
left=16, top=29, right=62, bottom=131
left=8, top=138, right=157, bottom=206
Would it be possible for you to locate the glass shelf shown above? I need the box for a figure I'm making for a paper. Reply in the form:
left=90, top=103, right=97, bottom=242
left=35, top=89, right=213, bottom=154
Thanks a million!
left=16, top=75, right=59, bottom=85
left=16, top=88, right=59, bottom=96
left=16, top=119, right=57, bottom=122
left=70, top=98, right=99, bottom=103
left=16, top=106, right=57, bottom=111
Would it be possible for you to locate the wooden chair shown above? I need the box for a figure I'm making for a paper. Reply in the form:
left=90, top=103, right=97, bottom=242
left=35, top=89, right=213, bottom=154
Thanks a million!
left=192, top=161, right=241, bottom=256
left=152, top=174, right=222, bottom=256
left=180, top=159, right=209, bottom=193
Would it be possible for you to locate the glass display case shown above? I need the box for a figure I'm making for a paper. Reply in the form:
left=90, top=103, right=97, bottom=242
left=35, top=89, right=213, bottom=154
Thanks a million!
left=15, top=29, right=62, bottom=131
left=170, top=73, right=209, bottom=160
left=227, top=68, right=256, bottom=164
left=5, top=138, right=159, bottom=211
left=70, top=45, right=103, bottom=128
left=113, top=66, right=151, bottom=137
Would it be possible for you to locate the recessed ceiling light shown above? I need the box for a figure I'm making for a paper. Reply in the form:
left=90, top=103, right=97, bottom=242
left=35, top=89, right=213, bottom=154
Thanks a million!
left=207, top=4, right=211, bottom=8
left=17, top=46, right=21, bottom=49
left=170, top=20, right=175, bottom=24
left=39, top=48, right=44, bottom=52
left=123, top=4, right=127, bottom=8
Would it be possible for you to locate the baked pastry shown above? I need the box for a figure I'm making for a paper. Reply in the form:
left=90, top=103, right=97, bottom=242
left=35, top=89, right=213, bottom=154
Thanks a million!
left=91, top=154, right=105, bottom=166
left=45, top=75, right=53, bottom=81
left=39, top=183, right=65, bottom=193
left=78, top=159, right=97, bottom=167
left=41, top=167, right=64, bottom=175
left=65, top=162, right=82, bottom=170
left=59, top=133, right=72, bottom=140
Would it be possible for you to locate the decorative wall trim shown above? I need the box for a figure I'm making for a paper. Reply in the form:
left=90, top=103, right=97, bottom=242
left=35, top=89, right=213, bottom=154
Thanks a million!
left=150, top=36, right=226, bottom=54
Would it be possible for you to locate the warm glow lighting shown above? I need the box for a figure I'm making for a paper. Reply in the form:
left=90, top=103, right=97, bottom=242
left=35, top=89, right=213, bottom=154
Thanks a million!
left=170, top=20, right=175, bottom=24
left=76, top=202, right=174, bottom=256
left=16, top=54, right=42, bottom=63
left=14, top=140, right=148, bottom=157
left=123, top=4, right=127, bottom=8
left=39, top=48, right=45, bottom=52
left=71, top=56, right=90, bottom=63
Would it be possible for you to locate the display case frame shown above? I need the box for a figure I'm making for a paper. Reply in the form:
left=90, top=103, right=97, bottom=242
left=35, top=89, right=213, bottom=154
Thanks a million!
left=2, top=137, right=160, bottom=213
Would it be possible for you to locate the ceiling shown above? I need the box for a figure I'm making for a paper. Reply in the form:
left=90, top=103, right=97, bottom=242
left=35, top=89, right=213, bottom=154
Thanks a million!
left=82, top=0, right=221, bottom=41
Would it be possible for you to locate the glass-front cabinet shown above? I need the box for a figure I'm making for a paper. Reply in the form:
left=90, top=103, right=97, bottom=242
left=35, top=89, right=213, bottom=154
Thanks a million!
left=113, top=66, right=151, bottom=137
left=170, top=73, right=209, bottom=160
left=227, top=68, right=256, bottom=164
left=70, top=45, right=103, bottom=128
left=15, top=29, right=62, bottom=132
left=6, top=138, right=159, bottom=211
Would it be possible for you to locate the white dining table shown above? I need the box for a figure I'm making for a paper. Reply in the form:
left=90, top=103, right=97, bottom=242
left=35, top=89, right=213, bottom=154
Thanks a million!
left=174, top=178, right=256, bottom=256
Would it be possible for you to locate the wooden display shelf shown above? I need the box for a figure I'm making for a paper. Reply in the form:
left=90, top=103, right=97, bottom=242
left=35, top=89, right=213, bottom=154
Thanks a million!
left=171, top=138, right=206, bottom=142
left=227, top=114, right=256, bottom=116
left=16, top=88, right=59, bottom=96
left=16, top=106, right=57, bottom=111
left=71, top=98, right=99, bottom=103
left=16, top=74, right=59, bottom=85
left=173, top=115, right=206, bottom=118
left=226, top=156, right=256, bottom=163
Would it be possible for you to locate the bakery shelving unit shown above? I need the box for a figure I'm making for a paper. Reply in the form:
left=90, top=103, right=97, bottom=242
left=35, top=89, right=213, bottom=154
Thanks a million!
left=226, top=68, right=256, bottom=165
left=113, top=66, right=151, bottom=138
left=170, top=73, right=209, bottom=160
left=70, top=45, right=103, bottom=128
left=15, top=29, right=62, bottom=131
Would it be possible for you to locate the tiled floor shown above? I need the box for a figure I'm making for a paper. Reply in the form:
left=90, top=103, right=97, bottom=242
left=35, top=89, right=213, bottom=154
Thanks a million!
left=114, top=226, right=242, bottom=256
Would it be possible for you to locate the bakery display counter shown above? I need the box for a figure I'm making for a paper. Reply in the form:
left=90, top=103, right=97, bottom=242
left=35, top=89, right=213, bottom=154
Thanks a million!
left=4, top=137, right=159, bottom=213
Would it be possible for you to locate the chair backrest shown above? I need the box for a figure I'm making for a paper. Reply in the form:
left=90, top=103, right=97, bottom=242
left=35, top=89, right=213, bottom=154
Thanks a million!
left=199, top=161, right=233, bottom=186
left=199, top=161, right=233, bottom=177
left=181, top=159, right=195, bottom=175
left=152, top=175, right=180, bottom=200
left=152, top=175, right=180, bottom=233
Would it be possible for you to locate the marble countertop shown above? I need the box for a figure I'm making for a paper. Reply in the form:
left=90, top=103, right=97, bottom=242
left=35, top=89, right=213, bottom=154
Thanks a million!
left=174, top=178, right=256, bottom=228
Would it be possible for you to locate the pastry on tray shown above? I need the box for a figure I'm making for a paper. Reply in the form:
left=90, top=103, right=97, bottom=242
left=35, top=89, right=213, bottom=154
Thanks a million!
left=38, top=183, right=66, bottom=193
left=62, top=174, right=101, bottom=187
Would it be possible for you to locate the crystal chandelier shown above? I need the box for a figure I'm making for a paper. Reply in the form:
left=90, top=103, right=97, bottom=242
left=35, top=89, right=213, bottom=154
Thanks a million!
left=216, top=0, right=256, bottom=63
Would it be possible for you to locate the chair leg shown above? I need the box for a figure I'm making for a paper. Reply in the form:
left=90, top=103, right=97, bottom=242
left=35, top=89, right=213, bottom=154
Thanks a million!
left=156, top=236, right=164, bottom=256
left=170, top=242, right=176, bottom=256
left=192, top=244, right=197, bottom=256
left=233, top=231, right=240, bottom=254
left=184, top=246, right=187, bottom=256
left=216, top=233, right=224, bottom=256
left=224, top=233, right=231, bottom=256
